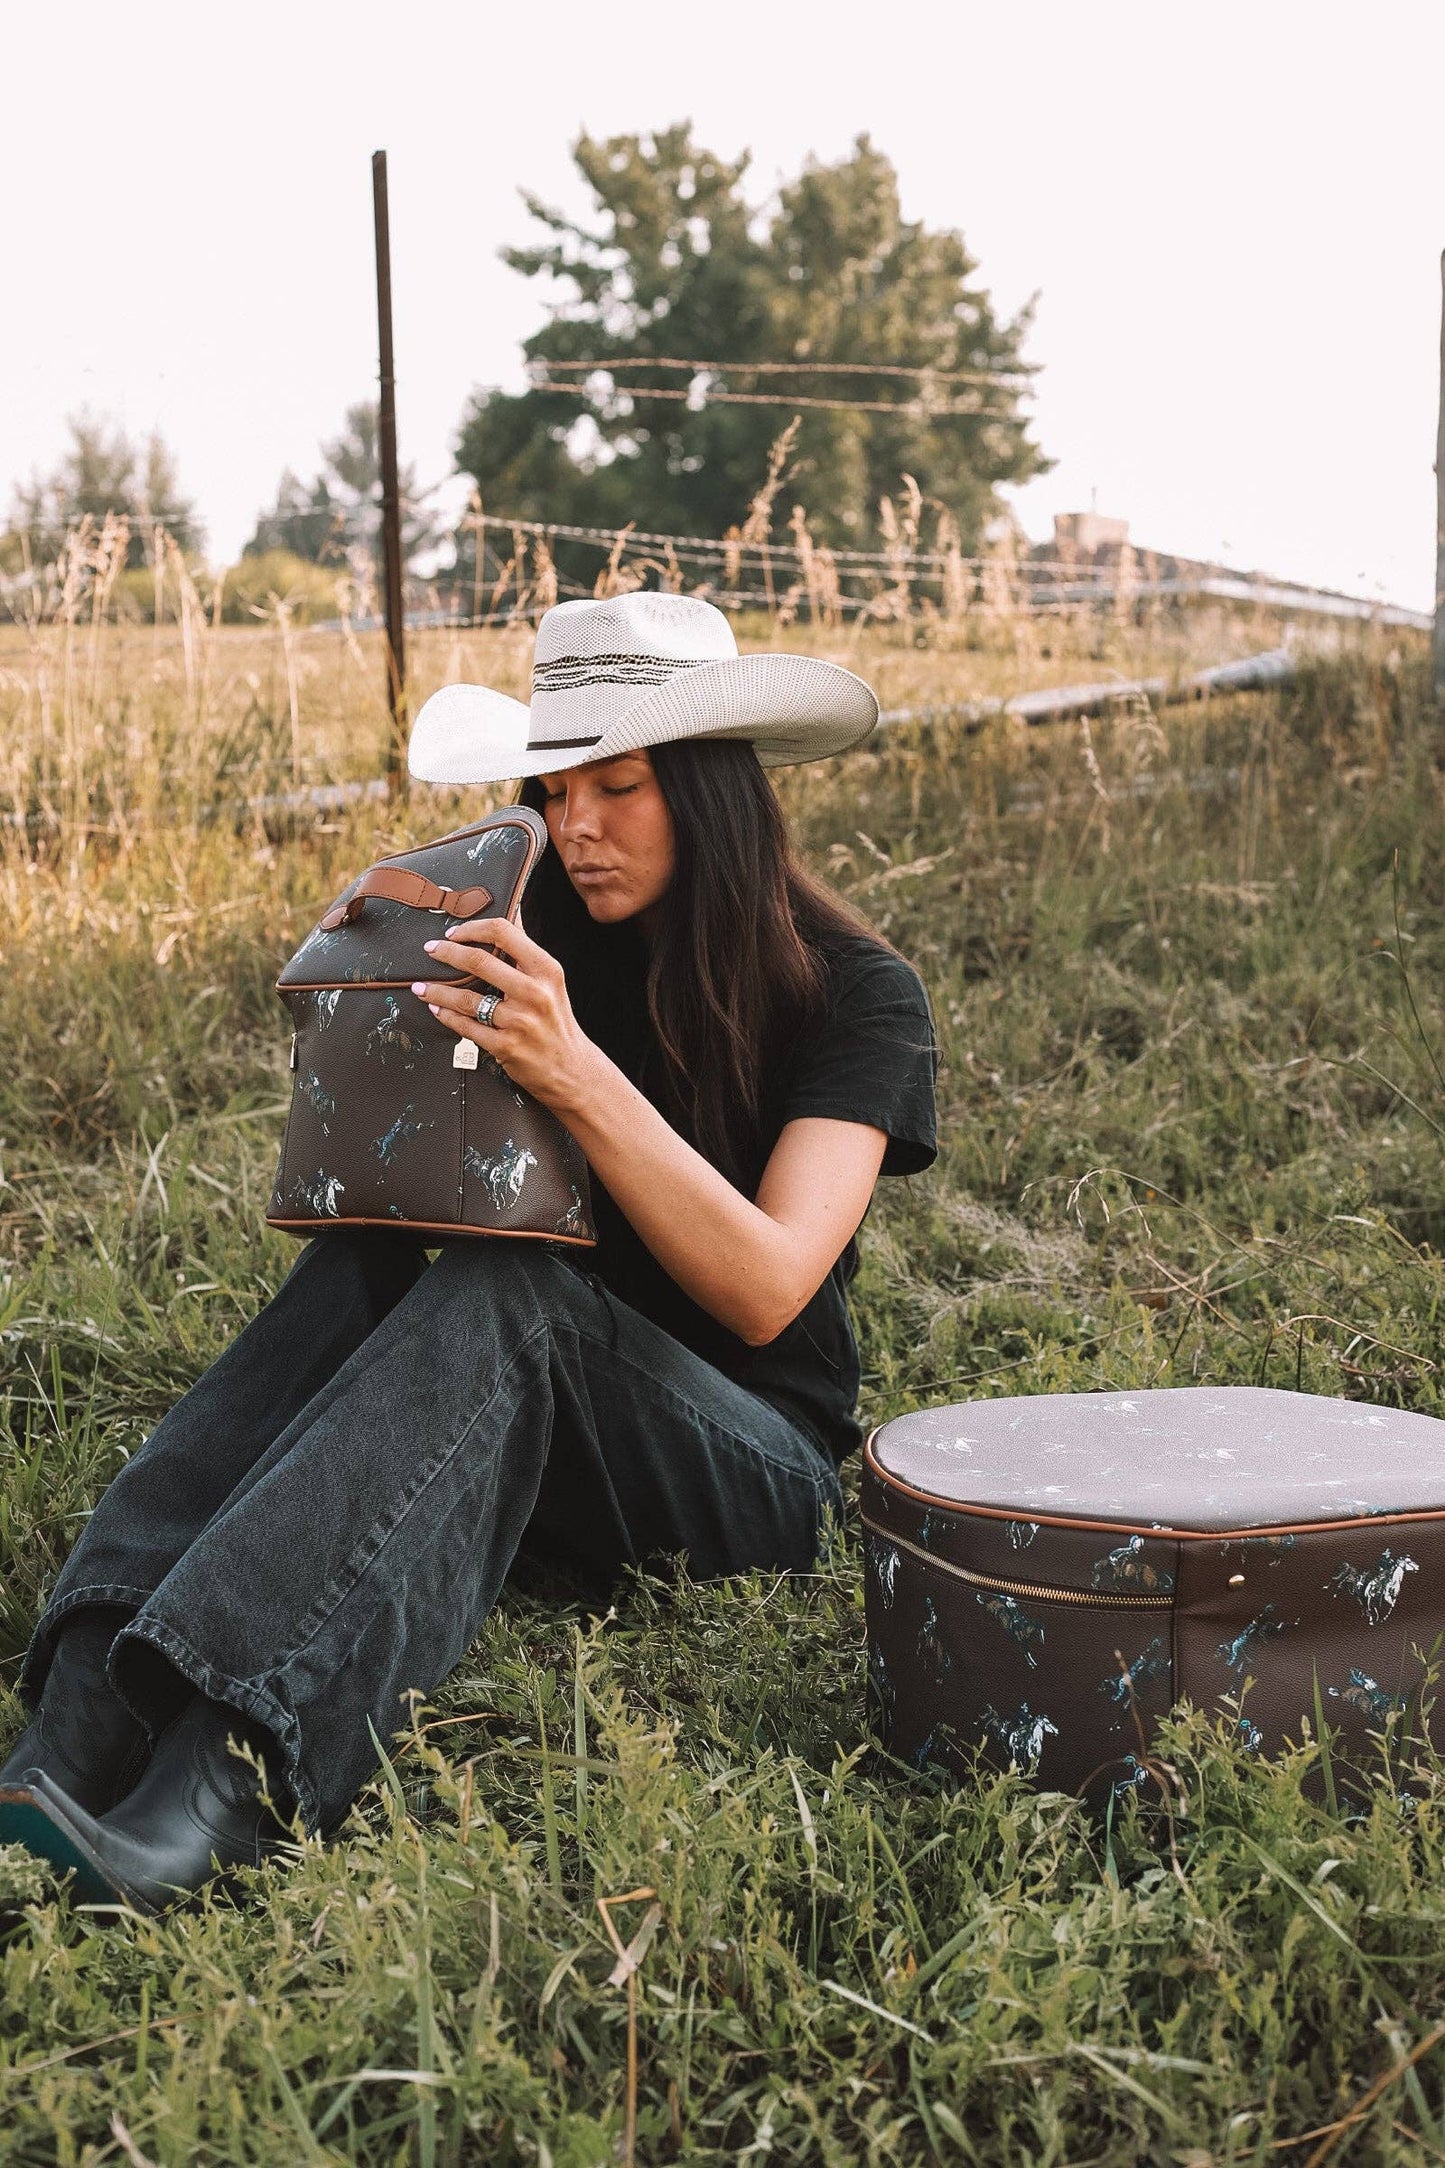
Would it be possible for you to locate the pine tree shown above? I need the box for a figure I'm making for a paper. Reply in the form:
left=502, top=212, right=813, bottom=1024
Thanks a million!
left=10, top=414, right=202, bottom=567
left=246, top=403, right=444, bottom=572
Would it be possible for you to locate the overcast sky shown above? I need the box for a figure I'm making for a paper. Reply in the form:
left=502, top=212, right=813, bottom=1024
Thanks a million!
left=4, top=1, right=1440, bottom=607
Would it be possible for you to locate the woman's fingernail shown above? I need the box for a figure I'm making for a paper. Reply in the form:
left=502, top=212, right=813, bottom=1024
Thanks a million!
left=423, top=940, right=440, bottom=953
left=443, top=925, right=460, bottom=938
left=411, top=980, right=427, bottom=996
left=428, top=1004, right=440, bottom=1017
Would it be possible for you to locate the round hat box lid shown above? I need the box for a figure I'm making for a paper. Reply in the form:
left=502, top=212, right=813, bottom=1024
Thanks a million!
left=867, top=1385, right=1445, bottom=1537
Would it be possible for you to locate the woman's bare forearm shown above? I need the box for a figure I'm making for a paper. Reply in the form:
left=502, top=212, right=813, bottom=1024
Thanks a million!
left=549, top=1042, right=810, bottom=1343
left=550, top=1043, right=798, bottom=1341
left=413, top=915, right=881, bottom=1343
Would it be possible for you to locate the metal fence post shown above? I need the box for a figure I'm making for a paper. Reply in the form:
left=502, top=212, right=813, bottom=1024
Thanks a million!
left=372, top=150, right=407, bottom=788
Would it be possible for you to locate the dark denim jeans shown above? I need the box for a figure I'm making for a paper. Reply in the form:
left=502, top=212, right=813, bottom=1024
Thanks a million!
left=22, top=1234, right=843, bottom=1831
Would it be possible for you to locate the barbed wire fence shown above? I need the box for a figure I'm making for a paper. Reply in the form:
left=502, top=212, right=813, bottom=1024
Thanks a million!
left=2, top=497, right=1427, bottom=640
left=0, top=349, right=1428, bottom=635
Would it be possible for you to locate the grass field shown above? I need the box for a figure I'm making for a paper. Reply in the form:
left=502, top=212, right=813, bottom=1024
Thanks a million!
left=4, top=605, right=1445, bottom=2164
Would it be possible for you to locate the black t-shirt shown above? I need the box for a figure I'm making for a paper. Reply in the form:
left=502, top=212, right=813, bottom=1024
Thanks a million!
left=554, top=921, right=938, bottom=1462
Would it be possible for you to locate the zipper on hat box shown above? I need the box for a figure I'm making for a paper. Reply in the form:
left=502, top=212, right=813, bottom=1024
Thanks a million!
left=861, top=1519, right=1173, bottom=1609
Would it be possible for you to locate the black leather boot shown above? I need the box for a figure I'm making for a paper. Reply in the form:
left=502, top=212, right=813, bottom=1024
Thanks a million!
left=0, top=1610, right=150, bottom=1816
left=8, top=1695, right=296, bottom=1913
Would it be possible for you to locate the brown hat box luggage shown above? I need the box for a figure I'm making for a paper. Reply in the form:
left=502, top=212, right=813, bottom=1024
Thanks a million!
left=863, top=1386, right=1443, bottom=1798
left=267, top=806, right=594, bottom=1246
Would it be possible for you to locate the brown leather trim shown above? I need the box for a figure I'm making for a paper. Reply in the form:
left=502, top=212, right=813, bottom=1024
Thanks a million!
left=265, top=1213, right=594, bottom=1245
left=862, top=1427, right=1445, bottom=1542
left=859, top=1516, right=1173, bottom=1608
left=277, top=811, right=546, bottom=995
left=383, top=810, right=543, bottom=923
left=319, top=866, right=494, bottom=929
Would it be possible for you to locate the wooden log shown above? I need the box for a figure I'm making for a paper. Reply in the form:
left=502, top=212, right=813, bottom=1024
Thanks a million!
left=876, top=648, right=1296, bottom=735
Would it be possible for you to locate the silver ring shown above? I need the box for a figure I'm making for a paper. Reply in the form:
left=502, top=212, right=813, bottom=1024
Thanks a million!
left=475, top=990, right=501, bottom=1027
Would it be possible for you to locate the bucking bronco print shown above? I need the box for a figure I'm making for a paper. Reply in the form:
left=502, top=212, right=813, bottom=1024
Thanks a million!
left=976, top=1590, right=1044, bottom=1668
left=1329, top=1550, right=1419, bottom=1628
left=465, top=1137, right=539, bottom=1213
left=1327, top=1668, right=1408, bottom=1723
left=366, top=996, right=423, bottom=1066
left=289, top=1169, right=345, bottom=1218
left=371, top=1104, right=430, bottom=1166
left=866, top=1535, right=900, bottom=1610
left=1216, top=1603, right=1291, bottom=1673
left=980, top=1702, right=1059, bottom=1771
left=298, top=1072, right=335, bottom=1130
left=916, top=1595, right=951, bottom=1673
left=554, top=1186, right=588, bottom=1237
left=1099, top=1636, right=1169, bottom=1712
left=1091, top=1534, right=1175, bottom=1594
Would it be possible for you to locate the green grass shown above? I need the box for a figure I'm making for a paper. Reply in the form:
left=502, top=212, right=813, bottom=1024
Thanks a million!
left=4, top=628, right=1445, bottom=2161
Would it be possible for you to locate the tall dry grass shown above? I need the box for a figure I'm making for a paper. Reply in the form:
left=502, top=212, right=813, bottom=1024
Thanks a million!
left=1, top=525, right=1396, bottom=858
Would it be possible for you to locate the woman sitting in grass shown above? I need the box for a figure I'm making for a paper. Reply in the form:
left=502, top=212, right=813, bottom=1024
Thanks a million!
left=0, top=594, right=937, bottom=1913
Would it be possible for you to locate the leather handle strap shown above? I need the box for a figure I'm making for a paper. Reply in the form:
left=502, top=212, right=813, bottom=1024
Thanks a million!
left=318, top=866, right=494, bottom=931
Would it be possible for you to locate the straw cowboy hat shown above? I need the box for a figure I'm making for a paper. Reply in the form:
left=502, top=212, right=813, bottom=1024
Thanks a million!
left=407, top=592, right=879, bottom=787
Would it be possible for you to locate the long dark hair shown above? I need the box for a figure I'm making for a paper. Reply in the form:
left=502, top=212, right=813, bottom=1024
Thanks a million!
left=519, top=739, right=886, bottom=1186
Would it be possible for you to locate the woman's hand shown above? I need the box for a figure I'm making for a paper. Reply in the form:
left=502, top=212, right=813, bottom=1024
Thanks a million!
left=411, top=917, right=601, bottom=1110
left=413, top=918, right=887, bottom=1348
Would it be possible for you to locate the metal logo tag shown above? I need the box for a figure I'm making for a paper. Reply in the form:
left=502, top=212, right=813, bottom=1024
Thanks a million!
left=452, top=1039, right=480, bottom=1071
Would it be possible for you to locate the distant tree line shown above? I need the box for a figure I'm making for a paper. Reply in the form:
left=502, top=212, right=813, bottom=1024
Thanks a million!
left=243, top=402, right=443, bottom=572
left=6, top=417, right=202, bottom=569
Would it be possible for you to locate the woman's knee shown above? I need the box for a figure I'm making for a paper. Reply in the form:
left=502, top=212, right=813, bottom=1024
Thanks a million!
left=423, top=1237, right=593, bottom=1322
left=289, top=1229, right=428, bottom=1316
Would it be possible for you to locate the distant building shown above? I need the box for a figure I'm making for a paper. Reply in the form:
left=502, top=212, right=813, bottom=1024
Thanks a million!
left=1040, top=512, right=1214, bottom=591
left=1052, top=511, right=1131, bottom=559
left=1018, top=510, right=1426, bottom=627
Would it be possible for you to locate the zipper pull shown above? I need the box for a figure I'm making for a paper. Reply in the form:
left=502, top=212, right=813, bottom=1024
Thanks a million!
left=289, top=1032, right=298, bottom=1071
